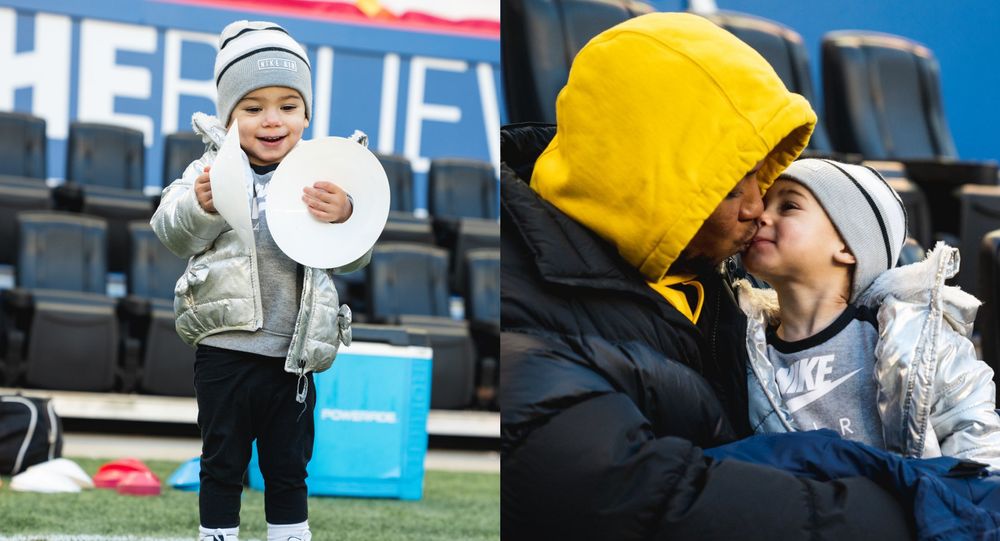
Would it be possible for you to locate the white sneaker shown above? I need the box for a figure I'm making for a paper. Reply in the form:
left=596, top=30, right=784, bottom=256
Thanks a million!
left=199, top=530, right=239, bottom=541
left=267, top=521, right=311, bottom=541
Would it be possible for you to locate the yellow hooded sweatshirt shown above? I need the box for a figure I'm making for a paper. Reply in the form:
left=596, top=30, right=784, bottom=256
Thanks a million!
left=531, top=12, right=816, bottom=322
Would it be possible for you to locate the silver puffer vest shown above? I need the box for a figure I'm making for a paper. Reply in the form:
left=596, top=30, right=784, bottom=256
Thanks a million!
left=738, top=243, right=1000, bottom=469
left=151, top=113, right=369, bottom=377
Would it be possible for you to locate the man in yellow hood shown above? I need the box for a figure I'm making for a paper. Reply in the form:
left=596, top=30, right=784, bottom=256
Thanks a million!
left=501, top=12, right=913, bottom=541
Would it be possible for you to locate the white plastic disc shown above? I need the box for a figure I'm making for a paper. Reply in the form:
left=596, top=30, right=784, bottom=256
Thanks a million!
left=209, top=119, right=254, bottom=249
left=267, top=137, right=390, bottom=269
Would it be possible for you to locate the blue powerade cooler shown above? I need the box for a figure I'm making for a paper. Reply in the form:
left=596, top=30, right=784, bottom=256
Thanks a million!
left=249, top=328, right=433, bottom=500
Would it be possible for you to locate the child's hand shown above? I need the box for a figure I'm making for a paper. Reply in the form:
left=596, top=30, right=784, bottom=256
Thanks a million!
left=195, top=165, right=217, bottom=214
left=303, top=181, right=353, bottom=223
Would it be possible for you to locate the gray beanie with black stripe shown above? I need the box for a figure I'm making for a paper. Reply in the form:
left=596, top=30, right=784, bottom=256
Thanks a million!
left=778, top=159, right=908, bottom=303
left=214, top=20, right=312, bottom=125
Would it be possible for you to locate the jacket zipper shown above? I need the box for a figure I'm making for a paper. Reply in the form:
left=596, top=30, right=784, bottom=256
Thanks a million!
left=2, top=396, right=38, bottom=474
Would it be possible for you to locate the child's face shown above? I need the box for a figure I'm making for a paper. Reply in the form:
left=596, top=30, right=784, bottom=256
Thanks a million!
left=742, top=178, right=854, bottom=285
left=229, top=86, right=309, bottom=166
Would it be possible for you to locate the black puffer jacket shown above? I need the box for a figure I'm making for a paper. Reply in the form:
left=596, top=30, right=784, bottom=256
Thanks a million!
left=500, top=124, right=913, bottom=541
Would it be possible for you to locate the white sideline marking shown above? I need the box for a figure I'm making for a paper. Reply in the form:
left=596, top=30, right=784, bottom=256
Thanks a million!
left=0, top=537, right=263, bottom=541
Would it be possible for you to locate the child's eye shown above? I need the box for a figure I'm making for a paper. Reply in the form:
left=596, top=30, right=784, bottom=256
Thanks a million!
left=244, top=106, right=262, bottom=113
left=281, top=104, right=298, bottom=111
left=780, top=202, right=798, bottom=212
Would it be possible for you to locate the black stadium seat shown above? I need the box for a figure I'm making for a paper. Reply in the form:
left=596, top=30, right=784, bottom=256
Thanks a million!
left=822, top=31, right=956, bottom=160
left=897, top=237, right=926, bottom=267
left=958, top=185, right=1000, bottom=298
left=0, top=179, right=51, bottom=269
left=706, top=11, right=832, bottom=153
left=451, top=218, right=500, bottom=295
left=0, top=112, right=52, bottom=268
left=0, top=111, right=47, bottom=179
left=62, top=122, right=155, bottom=274
left=464, top=248, right=500, bottom=409
left=66, top=123, right=146, bottom=190
left=162, top=131, right=204, bottom=187
left=502, top=0, right=653, bottom=124
left=823, top=32, right=999, bottom=239
left=2, top=211, right=120, bottom=391
left=378, top=212, right=435, bottom=245
left=122, top=221, right=194, bottom=396
left=375, top=153, right=415, bottom=213
left=366, top=243, right=476, bottom=409
left=886, top=178, right=932, bottom=249
left=367, top=243, right=451, bottom=322
left=428, top=157, right=498, bottom=250
left=16, top=212, right=107, bottom=293
left=428, top=158, right=498, bottom=222
left=398, top=314, right=477, bottom=410
left=979, top=230, right=1000, bottom=386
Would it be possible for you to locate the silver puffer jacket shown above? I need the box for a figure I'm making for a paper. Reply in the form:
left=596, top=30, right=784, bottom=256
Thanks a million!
left=737, top=242, right=1000, bottom=469
left=151, top=113, right=368, bottom=376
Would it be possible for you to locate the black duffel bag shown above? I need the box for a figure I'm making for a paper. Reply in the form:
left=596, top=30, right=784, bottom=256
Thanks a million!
left=0, top=395, right=63, bottom=475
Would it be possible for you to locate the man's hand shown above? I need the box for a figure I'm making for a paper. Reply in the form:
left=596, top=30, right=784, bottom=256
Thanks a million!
left=195, top=165, right=216, bottom=213
left=303, top=181, right=353, bottom=223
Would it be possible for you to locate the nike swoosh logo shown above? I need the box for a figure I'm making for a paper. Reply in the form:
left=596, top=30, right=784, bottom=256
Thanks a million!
left=785, top=368, right=862, bottom=413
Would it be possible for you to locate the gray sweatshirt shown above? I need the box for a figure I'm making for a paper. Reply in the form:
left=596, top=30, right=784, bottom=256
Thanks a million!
left=201, top=163, right=300, bottom=357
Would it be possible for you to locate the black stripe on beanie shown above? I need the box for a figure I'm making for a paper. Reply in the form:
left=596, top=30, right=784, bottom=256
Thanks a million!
left=822, top=159, right=892, bottom=269
left=220, top=25, right=289, bottom=51
left=861, top=164, right=909, bottom=254
left=215, top=46, right=311, bottom=86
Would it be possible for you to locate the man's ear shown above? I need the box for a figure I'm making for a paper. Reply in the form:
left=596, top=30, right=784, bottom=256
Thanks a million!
left=833, top=243, right=856, bottom=265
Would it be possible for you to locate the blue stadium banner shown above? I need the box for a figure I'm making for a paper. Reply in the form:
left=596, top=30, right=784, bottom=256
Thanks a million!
left=0, top=0, right=503, bottom=211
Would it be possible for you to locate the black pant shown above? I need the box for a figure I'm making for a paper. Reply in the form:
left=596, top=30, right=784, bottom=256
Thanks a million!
left=194, top=345, right=315, bottom=528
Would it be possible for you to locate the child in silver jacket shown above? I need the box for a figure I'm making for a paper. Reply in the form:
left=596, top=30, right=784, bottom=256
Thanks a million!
left=737, top=158, right=1000, bottom=469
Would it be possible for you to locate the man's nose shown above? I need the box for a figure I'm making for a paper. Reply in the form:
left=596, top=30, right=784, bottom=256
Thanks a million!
left=740, top=186, right=764, bottom=221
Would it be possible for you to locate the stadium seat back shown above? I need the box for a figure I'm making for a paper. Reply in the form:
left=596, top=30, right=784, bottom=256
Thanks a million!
left=139, top=299, right=196, bottom=397
left=376, top=153, right=415, bottom=212
left=0, top=111, right=46, bottom=179
left=128, top=221, right=188, bottom=300
left=464, top=248, right=501, bottom=325
left=886, top=178, right=932, bottom=248
left=23, top=289, right=118, bottom=391
left=67, top=122, right=145, bottom=190
left=428, top=158, right=497, bottom=221
left=398, top=315, right=477, bottom=410
left=0, top=178, right=52, bottom=266
left=958, top=185, right=1000, bottom=298
left=162, top=132, right=204, bottom=187
left=378, top=213, right=435, bottom=245
left=367, top=243, right=450, bottom=321
left=452, top=218, right=500, bottom=294
left=502, top=0, right=653, bottom=124
left=897, top=237, right=926, bottom=267
left=823, top=31, right=957, bottom=160
left=16, top=211, right=107, bottom=293
left=979, top=231, right=1000, bottom=385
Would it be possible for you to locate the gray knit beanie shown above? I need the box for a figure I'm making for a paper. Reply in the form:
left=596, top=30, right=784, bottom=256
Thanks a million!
left=214, top=20, right=312, bottom=125
left=778, top=159, right=908, bottom=303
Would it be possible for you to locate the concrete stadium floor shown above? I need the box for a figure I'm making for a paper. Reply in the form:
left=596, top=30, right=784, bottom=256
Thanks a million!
left=63, top=432, right=500, bottom=474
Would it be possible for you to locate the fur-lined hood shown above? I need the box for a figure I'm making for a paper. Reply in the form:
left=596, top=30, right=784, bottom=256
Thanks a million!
left=735, top=242, right=981, bottom=337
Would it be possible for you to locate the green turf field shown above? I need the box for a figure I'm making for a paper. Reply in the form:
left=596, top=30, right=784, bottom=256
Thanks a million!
left=0, top=458, right=499, bottom=540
